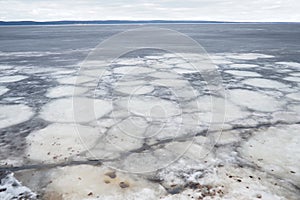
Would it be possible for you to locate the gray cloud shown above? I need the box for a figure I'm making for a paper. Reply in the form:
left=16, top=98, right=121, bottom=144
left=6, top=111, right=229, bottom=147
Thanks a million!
left=0, top=0, right=299, bottom=22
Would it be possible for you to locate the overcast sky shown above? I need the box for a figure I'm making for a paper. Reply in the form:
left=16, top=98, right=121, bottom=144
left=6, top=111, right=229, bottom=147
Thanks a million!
left=1, top=0, right=300, bottom=22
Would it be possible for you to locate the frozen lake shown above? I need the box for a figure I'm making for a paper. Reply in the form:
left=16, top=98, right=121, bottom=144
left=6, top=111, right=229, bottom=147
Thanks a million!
left=0, top=24, right=299, bottom=199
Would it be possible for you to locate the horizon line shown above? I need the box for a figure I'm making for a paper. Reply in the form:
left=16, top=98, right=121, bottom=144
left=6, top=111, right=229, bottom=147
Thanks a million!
left=0, top=20, right=299, bottom=25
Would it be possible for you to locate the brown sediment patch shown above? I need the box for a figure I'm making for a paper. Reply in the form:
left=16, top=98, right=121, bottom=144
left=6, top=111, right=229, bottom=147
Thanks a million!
left=119, top=181, right=130, bottom=189
left=105, top=171, right=116, bottom=179
left=43, top=191, right=63, bottom=200
left=185, top=182, right=225, bottom=199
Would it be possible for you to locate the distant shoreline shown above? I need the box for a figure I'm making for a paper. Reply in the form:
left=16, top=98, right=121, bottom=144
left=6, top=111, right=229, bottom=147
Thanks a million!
left=0, top=20, right=299, bottom=26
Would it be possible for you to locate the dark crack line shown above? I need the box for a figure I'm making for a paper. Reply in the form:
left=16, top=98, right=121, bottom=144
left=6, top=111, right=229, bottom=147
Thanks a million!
left=0, top=160, right=104, bottom=172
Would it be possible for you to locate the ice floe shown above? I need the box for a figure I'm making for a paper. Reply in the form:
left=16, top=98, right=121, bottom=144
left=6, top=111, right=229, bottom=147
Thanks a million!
left=287, top=92, right=300, bottom=101
left=290, top=72, right=300, bottom=77
left=288, top=104, right=300, bottom=115
left=114, top=85, right=154, bottom=95
left=284, top=76, right=300, bottom=82
left=40, top=97, right=112, bottom=123
left=230, top=64, right=259, bottom=68
left=151, top=79, right=189, bottom=87
left=184, top=95, right=247, bottom=123
left=276, top=62, right=300, bottom=68
left=0, top=86, right=9, bottom=96
left=242, top=78, right=287, bottom=89
left=0, top=65, right=14, bottom=70
left=113, top=66, right=155, bottom=74
left=240, top=124, right=300, bottom=185
left=26, top=123, right=100, bottom=163
left=0, top=75, right=28, bottom=83
left=228, top=89, right=283, bottom=112
left=172, top=67, right=199, bottom=74
left=212, top=59, right=233, bottom=65
left=0, top=104, right=34, bottom=129
left=105, top=125, right=145, bottom=152
left=42, top=165, right=165, bottom=199
left=118, top=96, right=181, bottom=119
left=115, top=80, right=147, bottom=87
left=113, top=58, right=145, bottom=66
left=226, top=53, right=274, bottom=60
left=150, top=71, right=181, bottom=79
left=57, top=76, right=95, bottom=85
left=46, top=85, right=87, bottom=98
left=225, top=70, right=261, bottom=77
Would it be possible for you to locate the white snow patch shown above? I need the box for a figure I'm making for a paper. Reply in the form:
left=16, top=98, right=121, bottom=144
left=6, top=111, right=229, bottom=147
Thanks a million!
left=0, top=172, right=37, bottom=200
